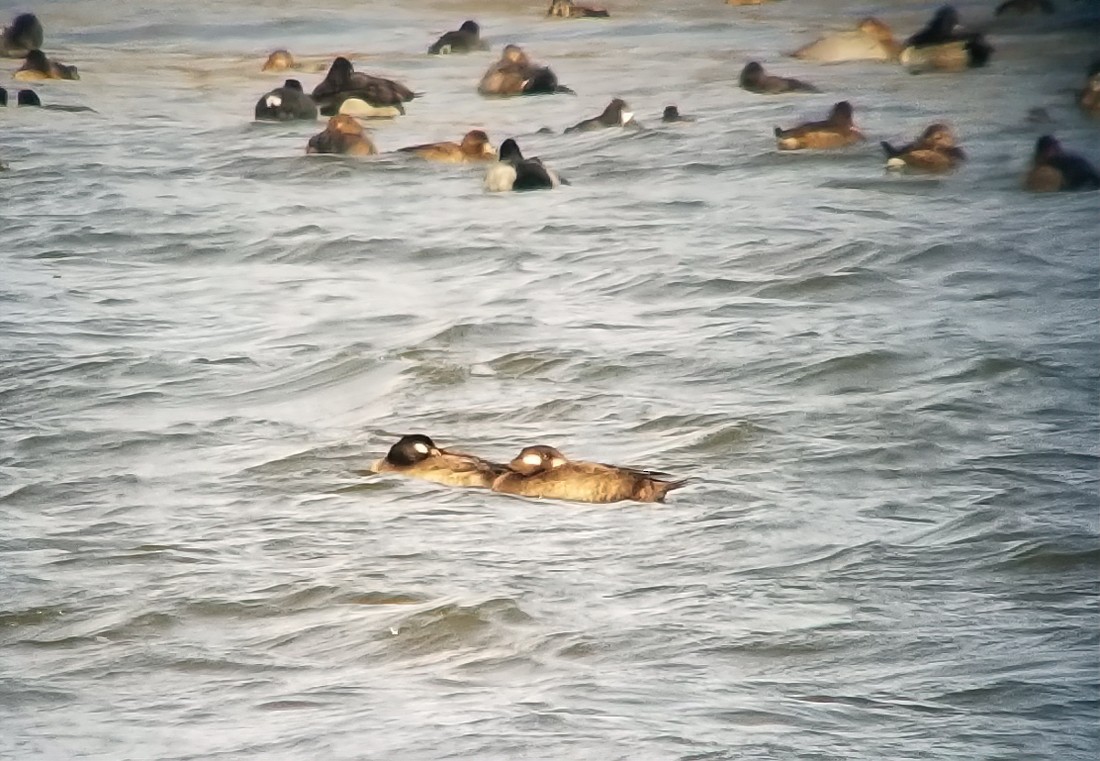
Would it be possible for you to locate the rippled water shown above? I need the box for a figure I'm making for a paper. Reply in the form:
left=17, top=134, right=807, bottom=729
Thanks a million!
left=2, top=0, right=1098, bottom=758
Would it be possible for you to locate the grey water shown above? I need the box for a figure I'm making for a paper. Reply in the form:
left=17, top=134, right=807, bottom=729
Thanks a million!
left=2, top=0, right=1098, bottom=758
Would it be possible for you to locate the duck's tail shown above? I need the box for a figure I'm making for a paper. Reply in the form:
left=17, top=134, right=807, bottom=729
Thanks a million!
left=652, top=478, right=688, bottom=503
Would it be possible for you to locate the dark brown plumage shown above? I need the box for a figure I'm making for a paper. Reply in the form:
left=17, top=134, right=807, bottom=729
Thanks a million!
left=311, top=56, right=415, bottom=116
left=739, top=61, right=819, bottom=95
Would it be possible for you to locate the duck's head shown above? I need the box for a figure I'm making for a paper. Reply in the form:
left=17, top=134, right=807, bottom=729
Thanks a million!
left=739, top=61, right=765, bottom=87
left=459, top=20, right=480, bottom=35
left=1034, top=134, right=1062, bottom=161
left=24, top=48, right=49, bottom=72
left=502, top=44, right=528, bottom=65
left=858, top=17, right=894, bottom=43
left=283, top=79, right=304, bottom=92
left=386, top=435, right=442, bottom=465
left=602, top=98, right=633, bottom=125
left=326, top=56, right=355, bottom=87
left=17, top=88, right=40, bottom=106
left=930, top=5, right=961, bottom=35
left=509, top=445, right=568, bottom=475
left=921, top=123, right=955, bottom=149
left=461, top=129, right=496, bottom=157
left=328, top=114, right=365, bottom=136
left=498, top=138, right=524, bottom=164
left=263, top=49, right=295, bottom=72
left=828, top=101, right=855, bottom=126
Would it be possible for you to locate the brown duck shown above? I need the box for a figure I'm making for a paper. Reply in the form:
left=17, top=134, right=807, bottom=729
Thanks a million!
left=14, top=49, right=78, bottom=81
left=739, top=61, right=819, bottom=95
left=370, top=434, right=506, bottom=488
left=491, top=445, right=686, bottom=504
left=774, top=101, right=864, bottom=150
left=881, top=123, right=966, bottom=173
left=547, top=0, right=609, bottom=18
left=478, top=44, right=572, bottom=96
left=398, top=130, right=496, bottom=162
left=306, top=115, right=377, bottom=156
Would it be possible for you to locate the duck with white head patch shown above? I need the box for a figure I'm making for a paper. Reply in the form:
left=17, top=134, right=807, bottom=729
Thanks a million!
left=429, top=20, right=489, bottom=54
left=369, top=434, right=506, bottom=488
left=564, top=98, right=636, bottom=133
left=491, top=445, right=686, bottom=504
left=254, top=79, right=317, bottom=121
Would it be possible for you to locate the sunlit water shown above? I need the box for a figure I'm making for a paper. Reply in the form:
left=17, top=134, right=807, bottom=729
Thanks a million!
left=2, top=0, right=1098, bottom=758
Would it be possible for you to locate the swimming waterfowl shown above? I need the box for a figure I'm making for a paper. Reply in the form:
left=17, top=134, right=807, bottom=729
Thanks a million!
left=1078, top=60, right=1100, bottom=119
left=1023, top=135, right=1100, bottom=192
left=995, top=0, right=1055, bottom=15
left=484, top=138, right=564, bottom=191
left=564, top=98, right=635, bottom=133
left=774, top=101, right=864, bottom=150
left=739, top=61, right=819, bottom=94
left=791, top=17, right=901, bottom=63
left=306, top=114, right=377, bottom=156
left=899, top=5, right=993, bottom=72
left=370, top=434, right=505, bottom=489
left=881, top=123, right=966, bottom=173
left=311, top=56, right=414, bottom=116
left=662, top=105, right=695, bottom=123
left=262, top=49, right=296, bottom=72
left=490, top=445, right=686, bottom=504
left=478, top=44, right=573, bottom=96
left=14, top=49, right=79, bottom=81
left=399, top=130, right=496, bottom=162
left=14, top=89, right=94, bottom=112
left=0, top=12, right=42, bottom=58
left=547, top=0, right=610, bottom=18
left=0, top=85, right=6, bottom=106
left=254, top=79, right=318, bottom=121
left=428, top=20, right=489, bottom=54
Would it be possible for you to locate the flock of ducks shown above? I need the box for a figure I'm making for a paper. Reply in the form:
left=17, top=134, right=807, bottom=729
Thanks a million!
left=260, top=1, right=1097, bottom=191
left=2, top=2, right=1097, bottom=502
left=369, top=435, right=686, bottom=504
left=3, top=3, right=1099, bottom=191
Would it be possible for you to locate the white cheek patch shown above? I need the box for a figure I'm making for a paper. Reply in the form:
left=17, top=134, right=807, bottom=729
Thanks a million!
left=414, top=442, right=430, bottom=454
left=522, top=453, right=544, bottom=467
left=265, top=95, right=282, bottom=108
left=620, top=111, right=634, bottom=125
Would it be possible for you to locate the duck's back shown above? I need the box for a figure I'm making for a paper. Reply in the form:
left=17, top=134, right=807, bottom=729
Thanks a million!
left=493, top=461, right=679, bottom=503
left=372, top=453, right=502, bottom=488
left=794, top=30, right=892, bottom=62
